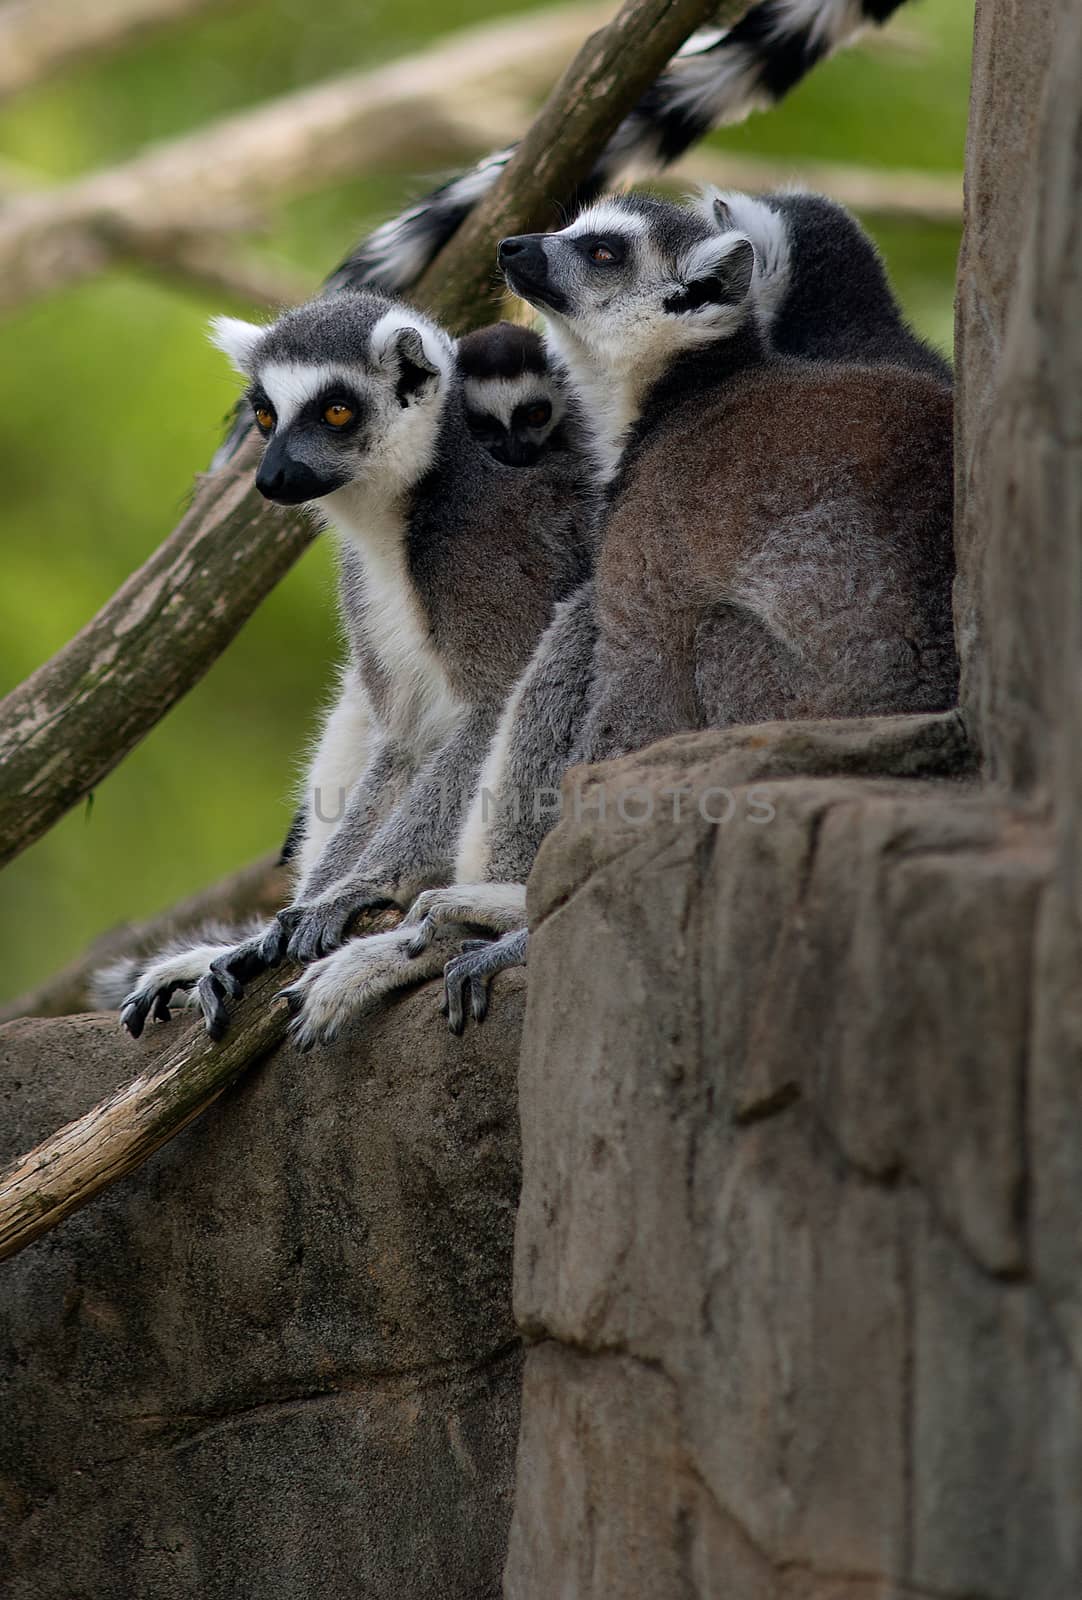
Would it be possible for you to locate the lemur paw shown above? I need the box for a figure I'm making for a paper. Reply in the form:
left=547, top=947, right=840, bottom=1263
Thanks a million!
left=275, top=886, right=393, bottom=966
left=119, top=947, right=223, bottom=1038
left=187, top=932, right=280, bottom=1040
left=441, top=928, right=530, bottom=1035
left=401, top=884, right=529, bottom=958
left=277, top=927, right=460, bottom=1050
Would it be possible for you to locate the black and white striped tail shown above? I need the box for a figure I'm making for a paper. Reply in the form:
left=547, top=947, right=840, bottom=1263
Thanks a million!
left=212, top=0, right=909, bottom=466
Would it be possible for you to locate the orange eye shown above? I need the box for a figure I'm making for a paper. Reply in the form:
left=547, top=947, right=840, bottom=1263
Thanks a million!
left=254, top=406, right=274, bottom=431
left=323, top=402, right=354, bottom=428
left=526, top=403, right=552, bottom=428
left=589, top=244, right=616, bottom=263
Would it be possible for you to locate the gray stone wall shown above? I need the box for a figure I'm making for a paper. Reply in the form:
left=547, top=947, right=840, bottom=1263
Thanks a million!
left=0, top=981, right=525, bottom=1599
left=505, top=0, right=1082, bottom=1589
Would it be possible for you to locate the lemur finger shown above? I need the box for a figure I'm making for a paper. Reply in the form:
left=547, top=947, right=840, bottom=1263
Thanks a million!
left=207, top=961, right=243, bottom=1002
left=196, top=974, right=231, bottom=1042
left=276, top=985, right=305, bottom=1018
left=443, top=959, right=470, bottom=1036
left=259, top=918, right=291, bottom=966
left=470, top=976, right=490, bottom=1026
left=152, top=993, right=173, bottom=1024
left=405, top=917, right=436, bottom=958
left=120, top=996, right=152, bottom=1039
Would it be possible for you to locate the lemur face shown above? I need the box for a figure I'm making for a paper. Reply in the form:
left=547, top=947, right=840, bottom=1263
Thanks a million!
left=498, top=194, right=756, bottom=377
left=458, top=321, right=567, bottom=467
left=210, top=294, right=455, bottom=505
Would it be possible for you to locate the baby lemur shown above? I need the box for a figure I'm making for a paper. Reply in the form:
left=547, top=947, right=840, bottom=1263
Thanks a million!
left=109, top=293, right=596, bottom=1038
left=282, top=189, right=956, bottom=1044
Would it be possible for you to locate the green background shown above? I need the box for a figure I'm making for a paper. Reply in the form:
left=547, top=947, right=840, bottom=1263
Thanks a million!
left=0, top=0, right=974, bottom=1001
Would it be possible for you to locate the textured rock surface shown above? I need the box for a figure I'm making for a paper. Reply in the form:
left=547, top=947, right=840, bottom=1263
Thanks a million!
left=505, top=733, right=1081, bottom=1598
left=504, top=4, right=1082, bottom=1592
left=954, top=0, right=1059, bottom=782
left=0, top=974, right=525, bottom=1599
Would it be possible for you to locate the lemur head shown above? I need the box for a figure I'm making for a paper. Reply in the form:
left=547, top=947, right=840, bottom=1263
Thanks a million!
left=210, top=292, right=456, bottom=505
left=497, top=194, right=757, bottom=386
left=457, top=322, right=567, bottom=467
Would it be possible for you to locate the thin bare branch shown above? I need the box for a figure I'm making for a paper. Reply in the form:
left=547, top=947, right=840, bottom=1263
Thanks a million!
left=0, top=3, right=607, bottom=314
left=0, top=853, right=289, bottom=1025
left=0, top=0, right=237, bottom=100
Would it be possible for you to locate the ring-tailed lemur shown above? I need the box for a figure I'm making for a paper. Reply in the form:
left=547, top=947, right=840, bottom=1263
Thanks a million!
left=458, top=321, right=570, bottom=466
left=102, top=291, right=598, bottom=1039
left=271, top=321, right=570, bottom=868
left=278, top=188, right=955, bottom=1045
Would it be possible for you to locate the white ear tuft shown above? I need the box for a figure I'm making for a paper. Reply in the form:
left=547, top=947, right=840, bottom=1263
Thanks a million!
left=208, top=316, right=266, bottom=375
left=690, top=184, right=735, bottom=234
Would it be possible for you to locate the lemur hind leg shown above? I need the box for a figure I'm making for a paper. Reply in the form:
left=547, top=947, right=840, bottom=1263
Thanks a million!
left=441, top=929, right=529, bottom=1035
left=267, top=709, right=495, bottom=968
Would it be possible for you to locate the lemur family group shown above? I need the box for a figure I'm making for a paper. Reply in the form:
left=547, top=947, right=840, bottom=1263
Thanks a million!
left=99, top=0, right=956, bottom=1048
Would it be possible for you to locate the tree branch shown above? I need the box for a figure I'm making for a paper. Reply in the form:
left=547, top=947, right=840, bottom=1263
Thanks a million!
left=0, top=0, right=237, bottom=101
left=0, top=910, right=406, bottom=1264
left=0, top=433, right=314, bottom=870
left=0, top=3, right=608, bottom=315
left=674, top=150, right=963, bottom=225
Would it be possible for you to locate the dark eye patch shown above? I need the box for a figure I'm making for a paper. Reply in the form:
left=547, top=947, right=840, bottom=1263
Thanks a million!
left=576, top=234, right=625, bottom=266
left=512, top=398, right=552, bottom=431
left=300, top=389, right=365, bottom=434
left=466, top=411, right=505, bottom=444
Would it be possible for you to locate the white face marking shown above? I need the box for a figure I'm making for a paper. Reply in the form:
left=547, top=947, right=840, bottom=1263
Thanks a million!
left=462, top=373, right=564, bottom=433
left=565, top=204, right=650, bottom=243
left=256, top=362, right=357, bottom=429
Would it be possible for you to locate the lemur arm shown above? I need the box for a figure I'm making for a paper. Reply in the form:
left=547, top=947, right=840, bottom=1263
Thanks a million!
left=269, top=706, right=498, bottom=967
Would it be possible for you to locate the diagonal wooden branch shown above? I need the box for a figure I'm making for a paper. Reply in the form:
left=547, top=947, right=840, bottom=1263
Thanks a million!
left=0, top=0, right=726, bottom=872
left=0, top=3, right=608, bottom=315
left=0, top=967, right=296, bottom=1263
left=0, top=432, right=314, bottom=870
left=0, top=910, right=407, bottom=1265
left=0, top=0, right=237, bottom=101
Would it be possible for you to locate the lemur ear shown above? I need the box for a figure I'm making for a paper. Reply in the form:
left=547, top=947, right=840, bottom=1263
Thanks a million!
left=688, top=184, right=735, bottom=235
left=372, top=313, right=449, bottom=405
left=393, top=326, right=442, bottom=398
left=208, top=316, right=266, bottom=375
left=666, top=234, right=756, bottom=316
left=711, top=195, right=736, bottom=233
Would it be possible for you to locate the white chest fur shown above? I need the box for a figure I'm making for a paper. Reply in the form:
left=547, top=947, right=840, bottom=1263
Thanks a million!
left=325, top=485, right=467, bottom=752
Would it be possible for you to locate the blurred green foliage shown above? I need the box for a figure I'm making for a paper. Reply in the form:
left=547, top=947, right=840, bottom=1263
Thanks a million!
left=0, top=0, right=973, bottom=1000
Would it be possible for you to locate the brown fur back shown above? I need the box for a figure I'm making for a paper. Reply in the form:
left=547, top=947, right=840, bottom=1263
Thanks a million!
left=591, top=361, right=956, bottom=745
